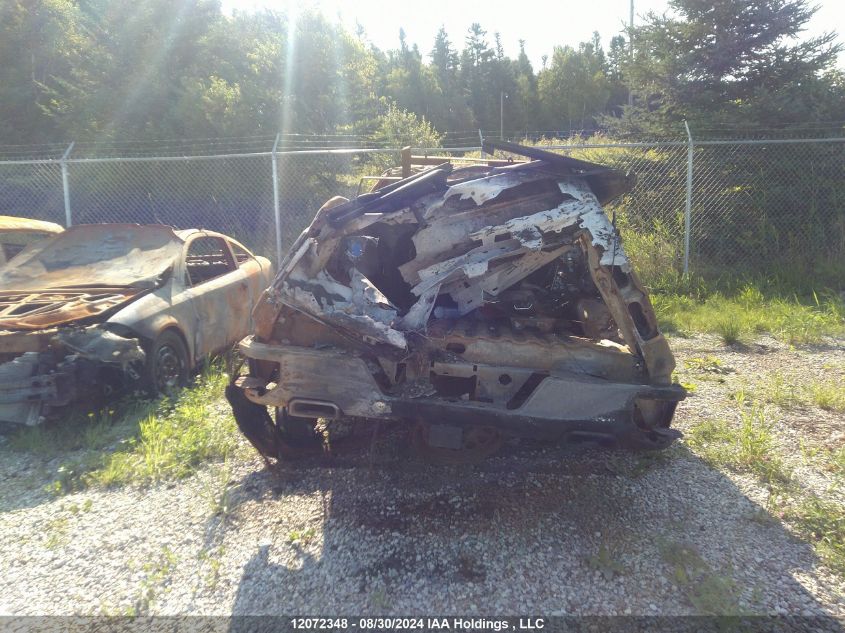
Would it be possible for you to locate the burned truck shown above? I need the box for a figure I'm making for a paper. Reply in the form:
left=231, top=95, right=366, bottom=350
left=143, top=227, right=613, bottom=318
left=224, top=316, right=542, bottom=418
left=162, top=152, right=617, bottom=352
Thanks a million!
left=227, top=141, right=685, bottom=464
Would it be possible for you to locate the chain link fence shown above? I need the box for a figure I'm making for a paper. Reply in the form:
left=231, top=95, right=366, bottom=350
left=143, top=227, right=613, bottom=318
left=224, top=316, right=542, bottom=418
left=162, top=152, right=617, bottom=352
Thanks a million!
left=1, top=138, right=843, bottom=287
left=0, top=161, right=66, bottom=224
left=0, top=149, right=397, bottom=260
left=508, top=137, right=845, bottom=286
left=530, top=141, right=691, bottom=284
left=690, top=139, right=845, bottom=277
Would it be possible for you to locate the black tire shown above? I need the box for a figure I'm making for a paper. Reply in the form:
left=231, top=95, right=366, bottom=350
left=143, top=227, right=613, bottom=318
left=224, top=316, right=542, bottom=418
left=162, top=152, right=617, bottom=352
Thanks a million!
left=146, top=330, right=189, bottom=396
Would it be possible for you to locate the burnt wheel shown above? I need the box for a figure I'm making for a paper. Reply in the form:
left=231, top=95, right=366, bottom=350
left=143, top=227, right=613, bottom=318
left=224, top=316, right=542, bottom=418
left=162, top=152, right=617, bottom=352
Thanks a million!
left=146, top=330, right=189, bottom=396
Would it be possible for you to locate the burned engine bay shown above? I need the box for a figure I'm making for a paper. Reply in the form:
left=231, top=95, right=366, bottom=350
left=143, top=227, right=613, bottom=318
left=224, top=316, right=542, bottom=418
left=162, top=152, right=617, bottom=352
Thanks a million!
left=228, top=141, right=686, bottom=464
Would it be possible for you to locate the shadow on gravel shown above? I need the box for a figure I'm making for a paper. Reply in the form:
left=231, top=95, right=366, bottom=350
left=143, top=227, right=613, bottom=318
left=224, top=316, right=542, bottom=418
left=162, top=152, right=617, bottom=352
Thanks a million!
left=217, top=439, right=844, bottom=619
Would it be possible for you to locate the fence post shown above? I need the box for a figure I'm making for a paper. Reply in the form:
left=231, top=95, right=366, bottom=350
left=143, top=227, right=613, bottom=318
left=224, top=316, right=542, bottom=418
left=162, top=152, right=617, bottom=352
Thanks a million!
left=683, top=122, right=693, bottom=275
left=271, top=133, right=282, bottom=263
left=401, top=146, right=412, bottom=178
left=61, top=142, right=74, bottom=227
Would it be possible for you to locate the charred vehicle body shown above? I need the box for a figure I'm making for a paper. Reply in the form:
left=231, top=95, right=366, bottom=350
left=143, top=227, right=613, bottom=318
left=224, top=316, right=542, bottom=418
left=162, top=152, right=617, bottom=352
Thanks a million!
left=0, top=224, right=273, bottom=426
left=228, top=141, right=685, bottom=463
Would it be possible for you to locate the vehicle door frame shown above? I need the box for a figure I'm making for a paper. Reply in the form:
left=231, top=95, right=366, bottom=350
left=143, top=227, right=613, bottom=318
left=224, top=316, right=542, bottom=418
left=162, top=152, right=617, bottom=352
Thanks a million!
left=179, top=231, right=248, bottom=361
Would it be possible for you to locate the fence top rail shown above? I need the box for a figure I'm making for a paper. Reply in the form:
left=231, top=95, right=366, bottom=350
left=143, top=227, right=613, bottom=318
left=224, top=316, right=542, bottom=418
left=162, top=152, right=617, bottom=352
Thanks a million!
left=516, top=138, right=845, bottom=149
left=691, top=136, right=845, bottom=146
left=0, top=137, right=843, bottom=165
left=0, top=147, right=404, bottom=166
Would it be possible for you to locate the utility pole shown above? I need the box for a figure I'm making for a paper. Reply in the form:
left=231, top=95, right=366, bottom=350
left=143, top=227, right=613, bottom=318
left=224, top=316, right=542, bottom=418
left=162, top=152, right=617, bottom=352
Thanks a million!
left=628, top=0, right=634, bottom=108
left=500, top=91, right=504, bottom=139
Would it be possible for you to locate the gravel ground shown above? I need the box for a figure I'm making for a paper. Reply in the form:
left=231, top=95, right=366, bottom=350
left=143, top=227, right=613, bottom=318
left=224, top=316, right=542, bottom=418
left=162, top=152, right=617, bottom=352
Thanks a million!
left=1, top=334, right=843, bottom=616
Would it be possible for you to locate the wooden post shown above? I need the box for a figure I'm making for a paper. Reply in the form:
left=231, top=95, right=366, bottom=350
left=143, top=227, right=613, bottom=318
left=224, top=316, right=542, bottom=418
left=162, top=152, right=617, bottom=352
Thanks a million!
left=401, top=146, right=412, bottom=178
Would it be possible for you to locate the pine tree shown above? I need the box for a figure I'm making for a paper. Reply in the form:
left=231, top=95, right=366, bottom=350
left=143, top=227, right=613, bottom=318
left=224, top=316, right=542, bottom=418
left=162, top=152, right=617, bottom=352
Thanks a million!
left=428, top=25, right=475, bottom=132
left=618, top=0, right=843, bottom=133
left=430, top=26, right=458, bottom=89
left=460, top=23, right=496, bottom=130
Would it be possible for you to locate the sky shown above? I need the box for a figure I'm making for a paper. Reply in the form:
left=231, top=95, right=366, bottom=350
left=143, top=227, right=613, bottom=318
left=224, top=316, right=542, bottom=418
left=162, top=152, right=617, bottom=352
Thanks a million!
left=222, top=0, right=845, bottom=70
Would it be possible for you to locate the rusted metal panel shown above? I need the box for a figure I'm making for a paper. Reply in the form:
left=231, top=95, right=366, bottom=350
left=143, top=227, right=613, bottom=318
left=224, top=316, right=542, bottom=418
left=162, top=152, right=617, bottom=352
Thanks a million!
left=0, top=288, right=145, bottom=331
left=0, top=216, right=63, bottom=234
left=0, top=215, right=64, bottom=266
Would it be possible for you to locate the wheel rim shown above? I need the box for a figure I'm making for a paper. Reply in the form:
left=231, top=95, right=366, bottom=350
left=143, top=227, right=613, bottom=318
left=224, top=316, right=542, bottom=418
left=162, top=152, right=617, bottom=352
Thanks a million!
left=155, top=344, right=183, bottom=393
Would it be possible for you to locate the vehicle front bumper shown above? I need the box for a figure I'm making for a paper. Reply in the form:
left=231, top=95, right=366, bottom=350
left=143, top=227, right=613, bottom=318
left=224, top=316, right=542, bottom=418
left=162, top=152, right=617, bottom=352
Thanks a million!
left=0, top=326, right=146, bottom=425
left=0, top=352, right=78, bottom=426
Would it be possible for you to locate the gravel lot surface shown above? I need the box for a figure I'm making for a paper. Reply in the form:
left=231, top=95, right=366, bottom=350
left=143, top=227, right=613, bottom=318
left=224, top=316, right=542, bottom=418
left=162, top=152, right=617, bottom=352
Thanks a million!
left=1, top=334, right=843, bottom=617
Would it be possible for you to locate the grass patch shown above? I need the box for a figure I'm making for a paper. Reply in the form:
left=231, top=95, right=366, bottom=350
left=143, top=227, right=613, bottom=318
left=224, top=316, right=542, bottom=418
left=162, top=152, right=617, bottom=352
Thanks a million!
left=8, top=404, right=154, bottom=458
left=781, top=495, right=845, bottom=574
left=92, top=367, right=242, bottom=487
left=715, top=320, right=742, bottom=346
left=651, top=286, right=844, bottom=344
left=587, top=542, right=626, bottom=580
left=202, top=458, right=234, bottom=519
left=685, top=406, right=790, bottom=484
left=658, top=539, right=741, bottom=615
left=684, top=356, right=734, bottom=375
left=828, top=447, right=845, bottom=477
left=6, top=363, right=244, bottom=493
left=688, top=396, right=845, bottom=576
left=757, top=372, right=803, bottom=409
left=43, top=516, right=70, bottom=550
left=808, top=381, right=845, bottom=412
left=741, top=373, right=844, bottom=413
left=288, top=527, right=317, bottom=545
left=124, top=546, right=179, bottom=616
left=197, top=545, right=226, bottom=590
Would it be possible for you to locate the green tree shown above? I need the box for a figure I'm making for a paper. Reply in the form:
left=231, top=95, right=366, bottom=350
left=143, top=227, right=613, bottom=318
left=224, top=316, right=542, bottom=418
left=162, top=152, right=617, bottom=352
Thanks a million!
left=512, top=40, right=540, bottom=133
left=538, top=41, right=611, bottom=133
left=460, top=23, right=496, bottom=130
left=192, top=9, right=287, bottom=137
left=606, top=35, right=630, bottom=116
left=617, top=0, right=844, bottom=133
left=0, top=0, right=90, bottom=143
left=383, top=31, right=443, bottom=125
left=371, top=100, right=441, bottom=148
left=366, top=99, right=442, bottom=172
left=67, top=0, right=224, bottom=138
left=607, top=35, right=627, bottom=81
left=431, top=26, right=458, bottom=86
left=429, top=26, right=474, bottom=132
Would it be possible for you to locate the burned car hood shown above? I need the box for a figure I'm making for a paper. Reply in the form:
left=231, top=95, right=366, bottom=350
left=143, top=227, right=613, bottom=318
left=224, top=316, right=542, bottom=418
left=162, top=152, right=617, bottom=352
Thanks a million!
left=0, top=224, right=183, bottom=331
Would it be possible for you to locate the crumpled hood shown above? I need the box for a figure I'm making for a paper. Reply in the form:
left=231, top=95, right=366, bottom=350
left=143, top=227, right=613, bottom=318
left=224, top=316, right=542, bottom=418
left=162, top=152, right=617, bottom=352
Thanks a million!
left=0, top=287, right=150, bottom=331
left=0, top=223, right=183, bottom=291
left=0, top=224, right=182, bottom=331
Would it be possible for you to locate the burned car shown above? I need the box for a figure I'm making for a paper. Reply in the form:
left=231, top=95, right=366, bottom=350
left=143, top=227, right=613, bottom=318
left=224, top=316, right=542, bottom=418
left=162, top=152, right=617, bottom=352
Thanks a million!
left=0, top=224, right=273, bottom=426
left=0, top=215, right=63, bottom=266
left=228, top=141, right=685, bottom=464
